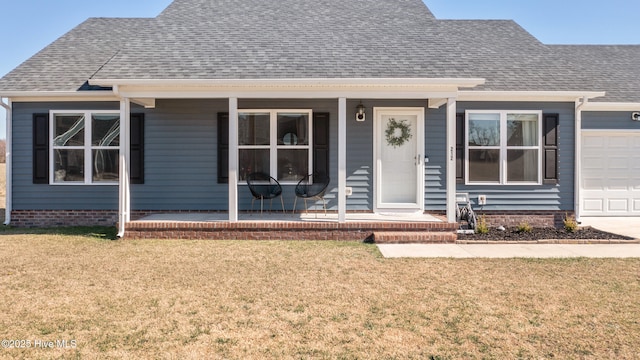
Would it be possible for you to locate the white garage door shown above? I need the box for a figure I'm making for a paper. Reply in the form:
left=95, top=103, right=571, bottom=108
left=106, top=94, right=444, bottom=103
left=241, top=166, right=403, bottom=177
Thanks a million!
left=581, top=132, right=640, bottom=216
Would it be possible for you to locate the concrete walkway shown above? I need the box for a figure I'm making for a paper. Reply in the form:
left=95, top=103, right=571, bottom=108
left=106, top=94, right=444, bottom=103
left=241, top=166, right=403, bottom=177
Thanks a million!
left=378, top=244, right=640, bottom=258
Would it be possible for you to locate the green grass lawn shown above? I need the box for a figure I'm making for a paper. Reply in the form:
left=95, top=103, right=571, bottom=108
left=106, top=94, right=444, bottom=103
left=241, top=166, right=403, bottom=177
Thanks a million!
left=1, top=227, right=639, bottom=359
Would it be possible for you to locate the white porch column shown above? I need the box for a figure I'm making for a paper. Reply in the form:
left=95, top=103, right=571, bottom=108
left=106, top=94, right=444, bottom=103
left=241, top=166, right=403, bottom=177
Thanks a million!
left=228, top=97, right=239, bottom=222
left=117, top=98, right=131, bottom=237
left=445, top=98, right=457, bottom=223
left=338, top=97, right=347, bottom=223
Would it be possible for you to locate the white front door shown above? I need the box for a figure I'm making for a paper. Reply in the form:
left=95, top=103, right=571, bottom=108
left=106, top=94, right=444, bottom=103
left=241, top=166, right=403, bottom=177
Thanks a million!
left=374, top=107, right=425, bottom=212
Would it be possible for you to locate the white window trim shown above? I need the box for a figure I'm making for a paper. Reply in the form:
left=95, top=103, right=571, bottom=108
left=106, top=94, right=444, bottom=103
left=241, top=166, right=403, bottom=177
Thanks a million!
left=238, top=109, right=313, bottom=185
left=49, top=110, right=120, bottom=186
left=465, top=110, right=543, bottom=186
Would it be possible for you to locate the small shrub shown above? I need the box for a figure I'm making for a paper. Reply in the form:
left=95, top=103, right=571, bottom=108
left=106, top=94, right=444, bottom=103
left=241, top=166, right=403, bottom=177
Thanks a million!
left=563, top=213, right=578, bottom=233
left=516, top=222, right=533, bottom=233
left=475, top=215, right=489, bottom=234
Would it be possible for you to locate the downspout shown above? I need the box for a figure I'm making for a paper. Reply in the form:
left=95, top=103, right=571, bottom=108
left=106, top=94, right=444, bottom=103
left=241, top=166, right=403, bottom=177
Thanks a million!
left=574, top=96, right=588, bottom=223
left=1, top=98, right=11, bottom=225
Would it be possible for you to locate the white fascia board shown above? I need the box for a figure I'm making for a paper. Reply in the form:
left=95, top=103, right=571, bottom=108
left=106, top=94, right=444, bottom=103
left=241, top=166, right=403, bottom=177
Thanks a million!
left=88, top=77, right=486, bottom=88
left=458, top=90, right=606, bottom=102
left=2, top=91, right=118, bottom=102
left=116, top=88, right=461, bottom=100
left=89, top=78, right=486, bottom=100
left=581, top=102, right=640, bottom=112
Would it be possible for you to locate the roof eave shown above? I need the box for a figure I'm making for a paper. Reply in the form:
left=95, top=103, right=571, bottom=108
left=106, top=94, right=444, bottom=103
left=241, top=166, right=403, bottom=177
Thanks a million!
left=0, top=90, right=118, bottom=102
left=88, top=77, right=487, bottom=89
left=458, top=90, right=607, bottom=102
left=581, top=101, right=640, bottom=112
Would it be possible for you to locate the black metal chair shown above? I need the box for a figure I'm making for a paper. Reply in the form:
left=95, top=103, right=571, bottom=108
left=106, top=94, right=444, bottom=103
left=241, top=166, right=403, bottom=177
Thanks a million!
left=293, top=174, right=330, bottom=217
left=246, top=172, right=285, bottom=214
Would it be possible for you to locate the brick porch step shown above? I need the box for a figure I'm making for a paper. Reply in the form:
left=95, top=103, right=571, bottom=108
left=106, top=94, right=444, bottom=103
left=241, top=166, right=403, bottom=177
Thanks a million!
left=373, top=231, right=457, bottom=244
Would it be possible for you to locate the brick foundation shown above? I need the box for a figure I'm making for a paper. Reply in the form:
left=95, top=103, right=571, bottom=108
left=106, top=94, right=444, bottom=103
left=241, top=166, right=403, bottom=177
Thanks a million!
left=124, top=220, right=459, bottom=241
left=10, top=210, right=118, bottom=227
left=434, top=210, right=574, bottom=228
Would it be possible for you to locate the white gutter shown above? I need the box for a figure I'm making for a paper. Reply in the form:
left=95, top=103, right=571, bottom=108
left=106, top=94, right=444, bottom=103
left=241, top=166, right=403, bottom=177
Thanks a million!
left=458, top=90, right=606, bottom=102
left=580, top=102, right=640, bottom=112
left=0, top=90, right=116, bottom=99
left=89, top=77, right=486, bottom=88
left=1, top=98, right=11, bottom=226
left=574, top=96, right=588, bottom=223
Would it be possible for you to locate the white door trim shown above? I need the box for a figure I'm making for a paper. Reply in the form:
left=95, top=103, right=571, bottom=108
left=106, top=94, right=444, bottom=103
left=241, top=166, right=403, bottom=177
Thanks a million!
left=373, top=107, right=425, bottom=213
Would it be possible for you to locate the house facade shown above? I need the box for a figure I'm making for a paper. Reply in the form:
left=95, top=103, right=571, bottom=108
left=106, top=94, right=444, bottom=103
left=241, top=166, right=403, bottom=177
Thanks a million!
left=1, top=0, right=639, bottom=236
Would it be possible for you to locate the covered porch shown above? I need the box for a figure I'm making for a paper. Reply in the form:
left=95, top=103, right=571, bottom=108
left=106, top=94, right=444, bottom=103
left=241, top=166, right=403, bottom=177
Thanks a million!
left=94, top=78, right=486, bottom=238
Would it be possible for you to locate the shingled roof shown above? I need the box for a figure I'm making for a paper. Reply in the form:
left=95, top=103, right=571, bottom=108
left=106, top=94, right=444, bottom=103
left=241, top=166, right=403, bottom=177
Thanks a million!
left=0, top=0, right=638, bottom=103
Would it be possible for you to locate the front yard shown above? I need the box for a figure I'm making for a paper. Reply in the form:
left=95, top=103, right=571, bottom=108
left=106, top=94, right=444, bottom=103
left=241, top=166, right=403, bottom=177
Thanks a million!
left=1, top=229, right=639, bottom=358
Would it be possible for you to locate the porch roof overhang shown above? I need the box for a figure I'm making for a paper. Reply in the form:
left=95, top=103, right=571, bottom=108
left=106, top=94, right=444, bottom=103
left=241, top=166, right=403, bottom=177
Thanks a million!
left=86, top=77, right=486, bottom=101
left=579, top=102, right=640, bottom=112
left=457, top=90, right=607, bottom=103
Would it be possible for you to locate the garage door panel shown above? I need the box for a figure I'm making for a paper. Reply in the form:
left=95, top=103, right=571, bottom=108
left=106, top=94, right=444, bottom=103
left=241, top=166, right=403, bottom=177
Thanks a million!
left=583, top=198, right=604, bottom=212
left=608, top=178, right=630, bottom=191
left=583, top=136, right=604, bottom=147
left=607, top=199, right=629, bottom=212
left=581, top=132, right=640, bottom=216
left=583, top=158, right=604, bottom=169
left=583, top=178, right=604, bottom=190
left=608, top=157, right=629, bottom=169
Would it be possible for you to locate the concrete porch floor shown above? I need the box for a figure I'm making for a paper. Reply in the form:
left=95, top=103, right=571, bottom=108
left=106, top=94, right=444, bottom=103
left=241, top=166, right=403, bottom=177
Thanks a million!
left=134, top=212, right=445, bottom=223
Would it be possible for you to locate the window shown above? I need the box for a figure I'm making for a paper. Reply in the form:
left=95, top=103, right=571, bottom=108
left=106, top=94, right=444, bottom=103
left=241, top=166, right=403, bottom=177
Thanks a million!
left=238, top=110, right=312, bottom=183
left=466, top=111, right=542, bottom=185
left=51, top=111, right=120, bottom=184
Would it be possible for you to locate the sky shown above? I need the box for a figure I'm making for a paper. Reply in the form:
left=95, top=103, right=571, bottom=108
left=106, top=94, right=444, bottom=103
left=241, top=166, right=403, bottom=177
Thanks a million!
left=1, top=0, right=639, bottom=140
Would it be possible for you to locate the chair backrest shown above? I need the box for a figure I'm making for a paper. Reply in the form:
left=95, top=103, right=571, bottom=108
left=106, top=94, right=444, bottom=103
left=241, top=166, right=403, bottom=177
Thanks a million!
left=246, top=172, right=282, bottom=199
left=295, top=174, right=330, bottom=197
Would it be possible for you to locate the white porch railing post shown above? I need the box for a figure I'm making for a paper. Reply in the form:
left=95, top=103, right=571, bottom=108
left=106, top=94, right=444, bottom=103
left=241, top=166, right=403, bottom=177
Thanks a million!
left=228, top=97, right=239, bottom=222
left=446, top=98, right=457, bottom=223
left=338, top=97, right=347, bottom=223
left=117, top=98, right=131, bottom=237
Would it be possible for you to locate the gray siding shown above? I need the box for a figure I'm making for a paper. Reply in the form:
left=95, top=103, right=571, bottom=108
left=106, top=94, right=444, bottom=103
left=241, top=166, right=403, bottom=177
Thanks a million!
left=425, top=102, right=576, bottom=211
left=582, top=111, right=640, bottom=130
left=12, top=99, right=578, bottom=213
left=12, top=102, right=120, bottom=210
left=424, top=106, right=447, bottom=210
left=132, top=99, right=222, bottom=210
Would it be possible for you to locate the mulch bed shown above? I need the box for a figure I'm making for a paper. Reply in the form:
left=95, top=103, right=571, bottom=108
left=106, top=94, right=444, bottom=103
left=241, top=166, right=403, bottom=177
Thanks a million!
left=457, top=227, right=633, bottom=242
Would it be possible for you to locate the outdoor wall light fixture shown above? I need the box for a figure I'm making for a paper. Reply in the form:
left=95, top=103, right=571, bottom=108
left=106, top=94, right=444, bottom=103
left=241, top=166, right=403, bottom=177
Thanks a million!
left=356, top=102, right=366, bottom=122
left=632, top=112, right=640, bottom=121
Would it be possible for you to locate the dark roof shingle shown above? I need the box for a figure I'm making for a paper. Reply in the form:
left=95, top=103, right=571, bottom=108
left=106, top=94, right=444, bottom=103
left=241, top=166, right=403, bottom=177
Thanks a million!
left=0, top=0, right=638, bottom=103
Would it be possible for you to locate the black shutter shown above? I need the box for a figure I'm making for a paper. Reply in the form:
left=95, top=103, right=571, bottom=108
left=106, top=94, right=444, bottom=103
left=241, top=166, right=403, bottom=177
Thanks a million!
left=217, top=112, right=229, bottom=183
left=130, top=113, right=145, bottom=184
left=313, top=112, right=330, bottom=178
left=543, top=113, right=559, bottom=184
left=33, top=113, right=50, bottom=184
left=456, top=113, right=465, bottom=183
